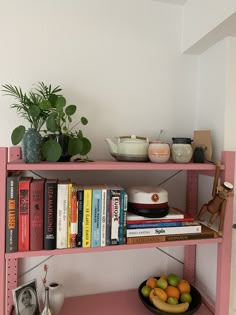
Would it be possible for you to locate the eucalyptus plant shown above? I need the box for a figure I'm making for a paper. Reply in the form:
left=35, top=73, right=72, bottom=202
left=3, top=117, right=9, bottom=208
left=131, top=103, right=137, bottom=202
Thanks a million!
left=2, top=82, right=61, bottom=145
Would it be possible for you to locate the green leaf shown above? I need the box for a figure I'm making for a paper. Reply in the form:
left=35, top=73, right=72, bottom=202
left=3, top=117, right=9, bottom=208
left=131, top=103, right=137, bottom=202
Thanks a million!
left=11, top=126, right=25, bottom=145
left=48, top=94, right=58, bottom=107
left=46, top=116, right=59, bottom=132
left=28, top=105, right=40, bottom=118
left=68, top=138, right=83, bottom=156
left=81, top=117, right=88, bottom=125
left=65, top=105, right=76, bottom=116
left=42, top=139, right=62, bottom=162
left=56, top=96, right=66, bottom=110
left=39, top=100, right=52, bottom=110
left=80, top=137, right=92, bottom=155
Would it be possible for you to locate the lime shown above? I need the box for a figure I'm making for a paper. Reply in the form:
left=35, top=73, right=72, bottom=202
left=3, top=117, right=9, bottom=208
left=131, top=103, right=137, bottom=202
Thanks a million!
left=180, top=292, right=192, bottom=303
left=167, top=273, right=180, bottom=286
left=157, top=278, right=168, bottom=290
left=141, top=285, right=152, bottom=298
left=167, top=296, right=179, bottom=305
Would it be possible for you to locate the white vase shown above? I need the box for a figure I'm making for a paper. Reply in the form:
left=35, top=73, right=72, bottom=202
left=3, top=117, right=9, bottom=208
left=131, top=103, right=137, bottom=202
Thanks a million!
left=47, top=283, right=65, bottom=315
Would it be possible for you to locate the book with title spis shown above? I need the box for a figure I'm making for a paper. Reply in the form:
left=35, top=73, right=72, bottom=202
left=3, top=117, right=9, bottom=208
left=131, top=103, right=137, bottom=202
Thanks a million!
left=30, top=178, right=45, bottom=251
left=6, top=174, right=20, bottom=253
left=18, top=177, right=33, bottom=251
left=44, top=179, right=57, bottom=250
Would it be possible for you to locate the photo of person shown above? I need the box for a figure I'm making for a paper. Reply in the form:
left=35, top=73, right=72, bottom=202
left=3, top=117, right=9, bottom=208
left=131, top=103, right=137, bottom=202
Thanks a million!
left=12, top=280, right=40, bottom=315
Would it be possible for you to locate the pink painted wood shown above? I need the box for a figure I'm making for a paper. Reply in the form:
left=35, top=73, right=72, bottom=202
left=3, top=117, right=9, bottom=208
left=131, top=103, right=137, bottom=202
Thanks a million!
left=215, top=151, right=235, bottom=315
left=58, top=290, right=213, bottom=315
left=0, top=148, right=7, bottom=315
left=1, top=147, right=234, bottom=315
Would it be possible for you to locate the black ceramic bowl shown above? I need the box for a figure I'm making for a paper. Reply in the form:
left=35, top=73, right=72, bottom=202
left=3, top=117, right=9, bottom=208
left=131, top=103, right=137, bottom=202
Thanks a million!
left=172, top=138, right=192, bottom=144
left=138, top=277, right=202, bottom=315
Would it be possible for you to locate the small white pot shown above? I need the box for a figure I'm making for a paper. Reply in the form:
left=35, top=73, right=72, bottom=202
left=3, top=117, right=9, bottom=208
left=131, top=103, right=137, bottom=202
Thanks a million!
left=148, top=141, right=170, bottom=163
left=46, top=283, right=65, bottom=315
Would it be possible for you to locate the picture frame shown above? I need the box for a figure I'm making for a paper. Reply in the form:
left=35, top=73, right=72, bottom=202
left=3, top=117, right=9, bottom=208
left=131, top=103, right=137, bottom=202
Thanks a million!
left=12, top=279, right=40, bottom=315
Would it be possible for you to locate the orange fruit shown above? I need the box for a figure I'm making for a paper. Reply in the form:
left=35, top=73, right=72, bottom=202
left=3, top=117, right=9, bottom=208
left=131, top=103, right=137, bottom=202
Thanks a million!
left=149, top=287, right=168, bottom=303
left=165, top=285, right=180, bottom=300
left=177, top=279, right=191, bottom=294
left=160, top=274, right=168, bottom=281
left=146, top=277, right=157, bottom=289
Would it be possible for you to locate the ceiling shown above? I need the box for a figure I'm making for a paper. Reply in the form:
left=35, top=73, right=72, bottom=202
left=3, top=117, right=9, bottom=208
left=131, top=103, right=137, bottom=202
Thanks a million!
left=153, top=0, right=188, bottom=5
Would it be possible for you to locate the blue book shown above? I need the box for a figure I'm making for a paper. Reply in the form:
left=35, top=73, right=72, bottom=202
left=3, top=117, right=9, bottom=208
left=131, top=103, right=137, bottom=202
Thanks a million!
left=127, top=221, right=192, bottom=229
left=118, top=188, right=125, bottom=245
left=91, top=189, right=102, bottom=247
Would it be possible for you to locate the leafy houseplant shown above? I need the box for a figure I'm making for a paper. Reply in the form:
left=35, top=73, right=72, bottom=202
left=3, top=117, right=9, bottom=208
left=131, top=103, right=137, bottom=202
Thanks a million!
left=42, top=95, right=91, bottom=162
left=2, top=83, right=62, bottom=163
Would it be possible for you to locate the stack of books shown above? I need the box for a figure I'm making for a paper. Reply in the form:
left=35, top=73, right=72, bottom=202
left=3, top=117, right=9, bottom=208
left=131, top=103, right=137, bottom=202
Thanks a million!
left=126, top=207, right=218, bottom=244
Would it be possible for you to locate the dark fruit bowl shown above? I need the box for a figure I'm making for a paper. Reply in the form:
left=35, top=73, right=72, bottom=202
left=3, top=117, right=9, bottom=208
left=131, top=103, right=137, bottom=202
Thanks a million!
left=138, top=277, right=202, bottom=315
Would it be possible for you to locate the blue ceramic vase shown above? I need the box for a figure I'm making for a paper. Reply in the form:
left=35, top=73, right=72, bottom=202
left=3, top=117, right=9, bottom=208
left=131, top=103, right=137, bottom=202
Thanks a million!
left=22, top=128, right=42, bottom=163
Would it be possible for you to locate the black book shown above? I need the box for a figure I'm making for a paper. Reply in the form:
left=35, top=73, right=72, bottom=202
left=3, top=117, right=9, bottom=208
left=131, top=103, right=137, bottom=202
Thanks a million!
left=77, top=187, right=84, bottom=247
left=5, top=175, right=20, bottom=253
left=44, top=179, right=57, bottom=250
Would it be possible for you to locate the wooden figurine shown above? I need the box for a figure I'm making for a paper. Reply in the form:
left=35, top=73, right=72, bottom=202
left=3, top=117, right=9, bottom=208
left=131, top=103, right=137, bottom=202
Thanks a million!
left=197, top=162, right=234, bottom=236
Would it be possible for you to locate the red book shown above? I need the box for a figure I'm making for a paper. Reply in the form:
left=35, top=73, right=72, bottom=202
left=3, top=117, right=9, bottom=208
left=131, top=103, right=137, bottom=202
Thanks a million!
left=30, top=178, right=45, bottom=251
left=18, top=177, right=32, bottom=251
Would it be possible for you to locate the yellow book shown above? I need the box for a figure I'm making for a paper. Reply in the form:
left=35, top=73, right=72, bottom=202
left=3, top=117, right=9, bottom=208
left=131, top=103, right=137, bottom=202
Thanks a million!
left=67, top=182, right=73, bottom=248
left=82, top=186, right=93, bottom=248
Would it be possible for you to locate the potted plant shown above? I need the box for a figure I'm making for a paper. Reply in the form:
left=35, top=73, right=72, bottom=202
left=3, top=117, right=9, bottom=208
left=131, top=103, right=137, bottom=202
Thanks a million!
left=41, top=94, right=92, bottom=162
left=2, top=82, right=61, bottom=163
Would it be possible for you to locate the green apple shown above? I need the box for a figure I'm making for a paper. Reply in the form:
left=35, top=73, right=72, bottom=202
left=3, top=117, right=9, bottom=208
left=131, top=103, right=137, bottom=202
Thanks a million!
left=156, top=278, right=168, bottom=290
left=167, top=273, right=180, bottom=286
left=167, top=297, right=179, bottom=305
left=180, top=292, right=192, bottom=303
left=141, top=285, right=152, bottom=298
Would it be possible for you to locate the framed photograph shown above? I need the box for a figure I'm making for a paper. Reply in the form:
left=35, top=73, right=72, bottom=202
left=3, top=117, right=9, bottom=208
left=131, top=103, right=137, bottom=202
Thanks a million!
left=12, top=279, right=40, bottom=315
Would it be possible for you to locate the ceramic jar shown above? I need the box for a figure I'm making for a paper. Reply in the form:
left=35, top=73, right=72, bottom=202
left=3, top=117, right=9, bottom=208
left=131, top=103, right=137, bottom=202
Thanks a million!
left=43, top=283, right=65, bottom=315
left=148, top=141, right=170, bottom=163
left=171, top=143, right=193, bottom=163
left=22, top=128, right=42, bottom=163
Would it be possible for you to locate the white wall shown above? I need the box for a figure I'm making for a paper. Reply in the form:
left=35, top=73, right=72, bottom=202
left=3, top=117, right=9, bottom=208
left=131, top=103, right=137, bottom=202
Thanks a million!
left=0, top=0, right=198, bottom=300
left=182, top=0, right=236, bottom=53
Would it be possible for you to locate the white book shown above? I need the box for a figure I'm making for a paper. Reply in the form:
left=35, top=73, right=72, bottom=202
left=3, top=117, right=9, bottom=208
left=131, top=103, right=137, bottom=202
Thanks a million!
left=127, top=207, right=186, bottom=222
left=56, top=182, right=69, bottom=249
left=127, top=224, right=201, bottom=237
left=100, top=188, right=107, bottom=247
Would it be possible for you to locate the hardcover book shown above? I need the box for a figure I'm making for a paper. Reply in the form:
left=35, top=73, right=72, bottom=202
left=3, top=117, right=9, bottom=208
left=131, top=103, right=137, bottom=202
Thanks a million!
left=18, top=177, right=33, bottom=251
left=109, top=185, right=121, bottom=245
left=5, top=175, right=20, bottom=253
left=127, top=223, right=201, bottom=237
left=127, top=207, right=194, bottom=224
left=44, top=179, right=57, bottom=250
left=91, top=188, right=102, bottom=247
left=30, top=178, right=45, bottom=251
left=127, top=224, right=218, bottom=244
left=57, top=179, right=70, bottom=249
left=82, top=186, right=92, bottom=248
left=70, top=184, right=78, bottom=248
left=67, top=182, right=73, bottom=248
left=77, top=186, right=84, bottom=247
left=101, top=187, right=107, bottom=247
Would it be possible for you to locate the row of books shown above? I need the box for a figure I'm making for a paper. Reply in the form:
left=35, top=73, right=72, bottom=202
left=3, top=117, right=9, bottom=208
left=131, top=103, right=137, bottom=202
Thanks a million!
left=126, top=208, right=218, bottom=244
left=5, top=175, right=128, bottom=252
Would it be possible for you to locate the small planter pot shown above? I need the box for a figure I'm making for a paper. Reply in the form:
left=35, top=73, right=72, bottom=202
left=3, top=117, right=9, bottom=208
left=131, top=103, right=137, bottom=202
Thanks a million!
left=22, top=128, right=42, bottom=163
left=42, top=283, right=65, bottom=315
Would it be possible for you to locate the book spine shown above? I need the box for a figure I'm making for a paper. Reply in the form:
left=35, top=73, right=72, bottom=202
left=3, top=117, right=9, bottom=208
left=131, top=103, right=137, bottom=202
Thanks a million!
left=44, top=180, right=57, bottom=250
left=127, top=232, right=216, bottom=244
left=105, top=189, right=110, bottom=246
left=100, top=189, right=107, bottom=247
left=67, top=183, right=73, bottom=248
left=127, top=225, right=202, bottom=237
left=118, top=189, right=125, bottom=245
left=70, top=185, right=78, bottom=248
left=18, top=177, right=32, bottom=251
left=57, top=183, right=69, bottom=249
left=30, top=179, right=45, bottom=251
left=91, top=189, right=102, bottom=247
left=123, top=192, right=128, bottom=244
left=77, top=188, right=84, bottom=247
left=5, top=176, right=19, bottom=253
left=110, top=190, right=120, bottom=245
left=82, top=189, right=92, bottom=248
left=127, top=221, right=191, bottom=229
left=127, top=217, right=194, bottom=225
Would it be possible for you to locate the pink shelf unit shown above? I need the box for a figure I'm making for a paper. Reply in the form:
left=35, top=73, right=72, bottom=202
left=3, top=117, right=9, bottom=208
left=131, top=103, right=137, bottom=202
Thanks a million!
left=0, top=147, right=235, bottom=315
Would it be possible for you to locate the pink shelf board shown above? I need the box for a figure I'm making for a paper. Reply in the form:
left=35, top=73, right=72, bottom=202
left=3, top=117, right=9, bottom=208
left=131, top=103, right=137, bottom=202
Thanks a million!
left=7, top=159, right=223, bottom=171
left=58, top=289, right=214, bottom=315
left=5, top=237, right=222, bottom=259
